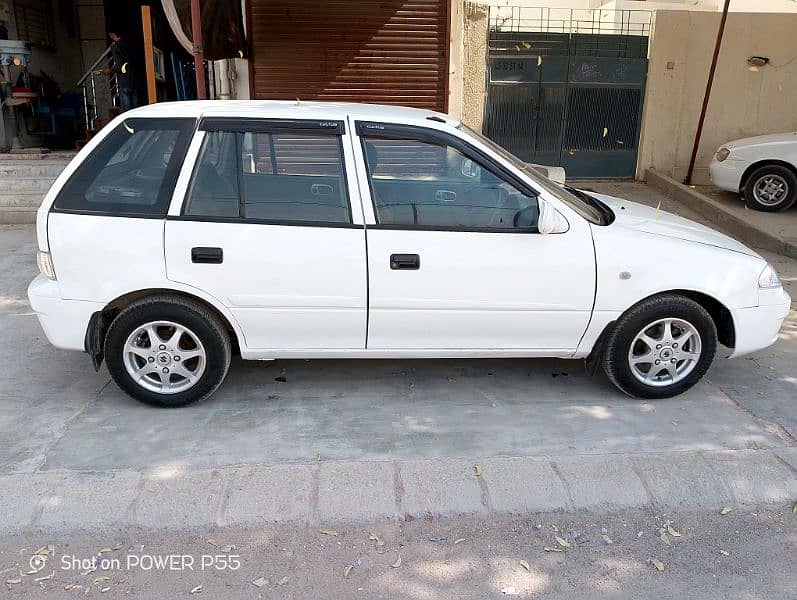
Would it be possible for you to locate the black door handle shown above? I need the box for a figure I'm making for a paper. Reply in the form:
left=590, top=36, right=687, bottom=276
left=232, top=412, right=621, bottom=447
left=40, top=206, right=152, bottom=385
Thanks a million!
left=191, top=247, right=223, bottom=264
left=390, top=253, right=420, bottom=270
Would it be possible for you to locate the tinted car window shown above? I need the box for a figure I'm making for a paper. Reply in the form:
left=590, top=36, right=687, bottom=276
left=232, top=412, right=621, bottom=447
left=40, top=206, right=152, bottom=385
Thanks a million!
left=241, top=132, right=350, bottom=223
left=54, top=118, right=195, bottom=216
left=184, top=131, right=239, bottom=218
left=362, top=136, right=538, bottom=230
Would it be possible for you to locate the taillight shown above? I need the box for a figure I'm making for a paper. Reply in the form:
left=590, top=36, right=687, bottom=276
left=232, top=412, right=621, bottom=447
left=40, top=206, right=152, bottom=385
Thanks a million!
left=36, top=251, right=57, bottom=280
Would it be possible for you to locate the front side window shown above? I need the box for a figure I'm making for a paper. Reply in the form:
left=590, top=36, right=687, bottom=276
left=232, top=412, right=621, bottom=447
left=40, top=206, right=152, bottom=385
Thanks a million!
left=184, top=127, right=350, bottom=224
left=362, top=135, right=539, bottom=230
left=54, top=118, right=195, bottom=216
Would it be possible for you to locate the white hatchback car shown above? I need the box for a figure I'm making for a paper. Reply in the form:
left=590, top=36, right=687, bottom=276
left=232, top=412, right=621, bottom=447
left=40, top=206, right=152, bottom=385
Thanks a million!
left=29, top=101, right=790, bottom=406
left=710, top=132, right=797, bottom=211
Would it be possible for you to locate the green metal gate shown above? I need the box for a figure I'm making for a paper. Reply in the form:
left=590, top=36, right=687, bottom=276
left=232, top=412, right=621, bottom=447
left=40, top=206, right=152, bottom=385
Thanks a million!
left=483, top=9, right=651, bottom=179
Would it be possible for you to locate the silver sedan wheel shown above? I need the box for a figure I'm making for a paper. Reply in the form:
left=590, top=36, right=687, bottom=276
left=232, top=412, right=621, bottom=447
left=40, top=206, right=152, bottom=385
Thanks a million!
left=752, top=174, right=789, bottom=206
left=123, top=321, right=206, bottom=394
left=628, top=318, right=702, bottom=387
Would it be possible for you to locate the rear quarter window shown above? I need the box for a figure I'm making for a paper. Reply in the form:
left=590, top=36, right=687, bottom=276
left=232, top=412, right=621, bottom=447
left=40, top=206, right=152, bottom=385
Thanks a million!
left=53, top=118, right=195, bottom=216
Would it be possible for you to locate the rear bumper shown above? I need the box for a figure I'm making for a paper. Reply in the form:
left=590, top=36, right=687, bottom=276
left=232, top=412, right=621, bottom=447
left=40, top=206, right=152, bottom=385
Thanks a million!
left=27, top=275, right=104, bottom=351
left=729, top=287, right=792, bottom=357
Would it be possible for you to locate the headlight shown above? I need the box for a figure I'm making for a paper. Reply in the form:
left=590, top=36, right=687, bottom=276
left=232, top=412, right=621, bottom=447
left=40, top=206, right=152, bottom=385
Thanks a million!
left=36, top=251, right=56, bottom=280
left=716, top=147, right=730, bottom=162
left=758, top=263, right=781, bottom=289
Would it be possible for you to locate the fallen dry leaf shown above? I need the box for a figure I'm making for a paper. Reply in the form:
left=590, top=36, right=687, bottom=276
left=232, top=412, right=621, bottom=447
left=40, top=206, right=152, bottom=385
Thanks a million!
left=519, top=559, right=531, bottom=572
left=320, top=530, right=339, bottom=537
left=6, top=578, right=22, bottom=584
left=720, top=507, right=732, bottom=515
left=343, top=564, right=354, bottom=578
left=543, top=546, right=563, bottom=553
left=33, top=546, right=50, bottom=556
left=64, top=583, right=78, bottom=591
left=537, top=55, right=543, bottom=66
left=719, top=550, right=730, bottom=556
left=555, top=535, right=570, bottom=548
left=474, top=464, right=482, bottom=477
left=650, top=558, right=665, bottom=571
left=34, top=571, right=54, bottom=582
left=659, top=532, right=671, bottom=546
left=206, top=538, right=218, bottom=546
left=602, top=127, right=608, bottom=138
left=454, top=538, right=466, bottom=545
left=190, top=584, right=203, bottom=594
left=276, top=576, right=289, bottom=586
left=369, top=532, right=380, bottom=542
left=222, top=545, right=236, bottom=553
left=792, top=501, right=796, bottom=514
left=391, top=554, right=402, bottom=568
left=666, top=523, right=682, bottom=537
left=101, top=587, right=111, bottom=593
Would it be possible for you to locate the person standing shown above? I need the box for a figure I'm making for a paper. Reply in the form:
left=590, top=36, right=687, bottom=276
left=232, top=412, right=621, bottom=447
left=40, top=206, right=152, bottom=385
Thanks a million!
left=102, top=31, right=137, bottom=112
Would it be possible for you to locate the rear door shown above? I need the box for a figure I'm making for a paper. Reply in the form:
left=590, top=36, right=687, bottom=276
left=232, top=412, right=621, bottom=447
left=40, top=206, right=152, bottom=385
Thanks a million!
left=165, top=118, right=367, bottom=352
left=352, top=121, right=596, bottom=352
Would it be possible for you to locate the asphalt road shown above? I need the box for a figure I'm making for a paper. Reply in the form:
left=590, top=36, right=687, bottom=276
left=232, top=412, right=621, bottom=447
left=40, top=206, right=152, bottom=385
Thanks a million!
left=2, top=505, right=795, bottom=599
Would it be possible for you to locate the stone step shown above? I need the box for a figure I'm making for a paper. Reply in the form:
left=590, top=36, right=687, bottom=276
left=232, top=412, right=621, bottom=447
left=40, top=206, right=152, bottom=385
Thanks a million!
left=0, top=151, right=76, bottom=161
left=0, top=164, right=68, bottom=178
left=0, top=207, right=37, bottom=224
left=0, top=178, right=57, bottom=192
left=0, top=191, right=45, bottom=208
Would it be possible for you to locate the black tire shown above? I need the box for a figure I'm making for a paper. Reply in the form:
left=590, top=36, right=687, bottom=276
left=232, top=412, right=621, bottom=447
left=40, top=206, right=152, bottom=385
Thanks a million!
left=602, top=294, right=717, bottom=399
left=743, top=164, right=797, bottom=212
left=105, top=295, right=231, bottom=407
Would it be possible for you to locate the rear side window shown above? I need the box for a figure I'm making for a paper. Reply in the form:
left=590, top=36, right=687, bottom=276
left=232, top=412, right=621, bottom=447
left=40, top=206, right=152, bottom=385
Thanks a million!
left=184, top=122, right=351, bottom=225
left=54, top=118, right=195, bottom=216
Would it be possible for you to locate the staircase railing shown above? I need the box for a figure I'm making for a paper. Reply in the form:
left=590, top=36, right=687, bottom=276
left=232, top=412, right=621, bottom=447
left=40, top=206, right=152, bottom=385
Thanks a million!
left=77, top=47, right=120, bottom=133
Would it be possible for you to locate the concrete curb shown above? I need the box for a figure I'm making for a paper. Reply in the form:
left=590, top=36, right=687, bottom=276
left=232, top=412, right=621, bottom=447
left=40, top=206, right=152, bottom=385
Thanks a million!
left=2, top=448, right=795, bottom=535
left=645, top=169, right=797, bottom=259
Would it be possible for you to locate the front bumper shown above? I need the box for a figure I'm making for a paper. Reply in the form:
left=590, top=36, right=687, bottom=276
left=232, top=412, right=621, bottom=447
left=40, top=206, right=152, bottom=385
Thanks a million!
left=709, top=158, right=744, bottom=193
left=729, top=287, right=792, bottom=357
left=28, top=275, right=104, bottom=351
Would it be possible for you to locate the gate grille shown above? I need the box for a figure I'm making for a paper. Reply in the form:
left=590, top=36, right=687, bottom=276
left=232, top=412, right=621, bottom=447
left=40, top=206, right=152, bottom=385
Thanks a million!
left=483, top=7, right=651, bottom=178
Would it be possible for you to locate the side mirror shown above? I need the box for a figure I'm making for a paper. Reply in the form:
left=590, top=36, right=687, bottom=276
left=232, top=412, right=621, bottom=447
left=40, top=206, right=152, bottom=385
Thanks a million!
left=537, top=199, right=569, bottom=234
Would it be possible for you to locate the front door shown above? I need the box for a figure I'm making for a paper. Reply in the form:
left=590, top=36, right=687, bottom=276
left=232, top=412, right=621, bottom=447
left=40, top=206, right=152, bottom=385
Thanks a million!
left=354, top=122, right=595, bottom=352
left=165, top=119, right=367, bottom=351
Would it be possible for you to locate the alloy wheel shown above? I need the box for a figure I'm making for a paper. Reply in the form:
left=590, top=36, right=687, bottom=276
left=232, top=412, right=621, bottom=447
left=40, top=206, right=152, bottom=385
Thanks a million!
left=627, top=318, right=702, bottom=387
left=123, top=321, right=206, bottom=394
left=752, top=174, right=789, bottom=206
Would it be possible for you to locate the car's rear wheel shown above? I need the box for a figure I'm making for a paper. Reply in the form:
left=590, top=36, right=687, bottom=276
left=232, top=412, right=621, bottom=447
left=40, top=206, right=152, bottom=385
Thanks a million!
left=602, top=295, right=717, bottom=399
left=105, top=296, right=231, bottom=407
left=743, top=165, right=797, bottom=212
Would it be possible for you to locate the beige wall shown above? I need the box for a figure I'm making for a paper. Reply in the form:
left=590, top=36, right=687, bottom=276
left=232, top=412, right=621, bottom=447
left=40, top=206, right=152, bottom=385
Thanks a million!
left=638, top=10, right=797, bottom=183
left=448, top=0, right=489, bottom=130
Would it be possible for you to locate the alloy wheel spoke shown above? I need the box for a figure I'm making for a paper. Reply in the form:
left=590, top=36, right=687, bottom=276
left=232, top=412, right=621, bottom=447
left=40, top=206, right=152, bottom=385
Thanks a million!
left=126, top=343, right=150, bottom=359
left=166, top=326, right=184, bottom=348
left=665, top=362, right=678, bottom=381
left=146, top=325, right=164, bottom=346
left=631, top=351, right=654, bottom=365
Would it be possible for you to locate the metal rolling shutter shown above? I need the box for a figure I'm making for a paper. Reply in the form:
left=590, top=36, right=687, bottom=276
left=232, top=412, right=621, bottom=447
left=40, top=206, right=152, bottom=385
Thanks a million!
left=248, top=0, right=450, bottom=111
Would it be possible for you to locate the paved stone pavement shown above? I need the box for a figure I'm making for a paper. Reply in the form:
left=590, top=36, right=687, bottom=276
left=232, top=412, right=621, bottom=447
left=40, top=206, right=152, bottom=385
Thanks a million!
left=0, top=182, right=795, bottom=534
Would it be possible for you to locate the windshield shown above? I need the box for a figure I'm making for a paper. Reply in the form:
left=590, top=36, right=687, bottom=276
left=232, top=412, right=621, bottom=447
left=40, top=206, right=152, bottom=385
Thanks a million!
left=457, top=124, right=610, bottom=225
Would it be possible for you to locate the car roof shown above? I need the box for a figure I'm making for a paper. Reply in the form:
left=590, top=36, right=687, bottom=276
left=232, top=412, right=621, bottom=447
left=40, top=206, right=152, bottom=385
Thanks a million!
left=121, top=100, right=460, bottom=127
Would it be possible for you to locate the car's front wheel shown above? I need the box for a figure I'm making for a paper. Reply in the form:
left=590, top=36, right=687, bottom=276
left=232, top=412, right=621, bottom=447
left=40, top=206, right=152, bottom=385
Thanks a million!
left=743, top=164, right=797, bottom=212
left=105, top=296, right=232, bottom=407
left=602, top=295, right=717, bottom=399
